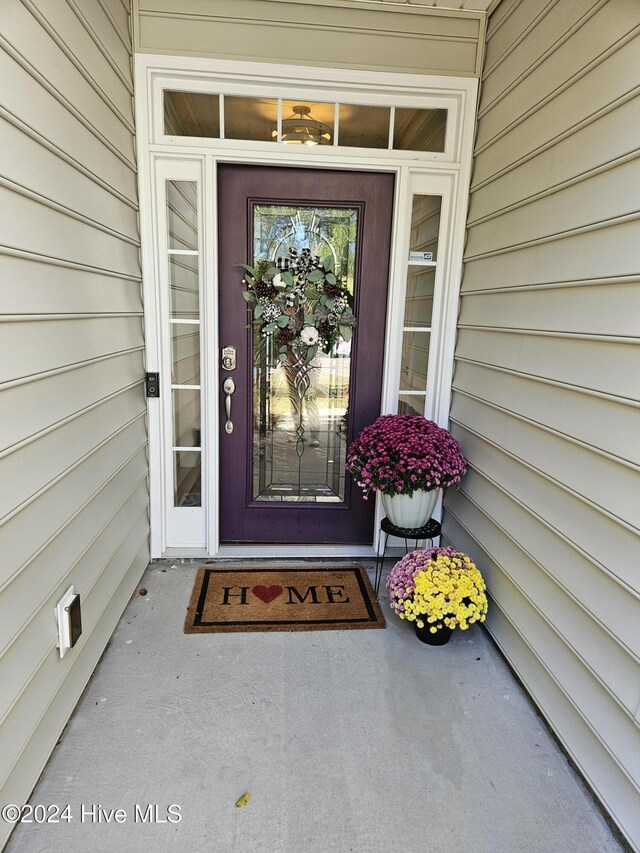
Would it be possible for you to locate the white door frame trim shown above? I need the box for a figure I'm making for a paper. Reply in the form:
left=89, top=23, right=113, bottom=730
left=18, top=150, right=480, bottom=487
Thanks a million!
left=135, top=54, right=478, bottom=558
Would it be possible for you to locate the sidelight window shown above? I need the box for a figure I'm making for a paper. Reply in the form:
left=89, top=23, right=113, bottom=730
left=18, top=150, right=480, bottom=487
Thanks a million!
left=166, top=180, right=202, bottom=508
left=398, top=195, right=441, bottom=417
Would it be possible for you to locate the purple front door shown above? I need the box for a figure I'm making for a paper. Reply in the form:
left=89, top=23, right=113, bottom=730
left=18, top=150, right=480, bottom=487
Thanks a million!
left=218, top=165, right=394, bottom=543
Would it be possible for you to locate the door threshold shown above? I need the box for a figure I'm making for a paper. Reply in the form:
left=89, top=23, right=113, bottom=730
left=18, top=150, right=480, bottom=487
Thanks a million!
left=161, top=541, right=436, bottom=560
left=161, top=544, right=386, bottom=559
left=217, top=544, right=378, bottom=558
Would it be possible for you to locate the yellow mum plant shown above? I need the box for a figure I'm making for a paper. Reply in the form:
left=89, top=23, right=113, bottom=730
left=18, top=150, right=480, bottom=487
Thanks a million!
left=387, top=546, right=488, bottom=635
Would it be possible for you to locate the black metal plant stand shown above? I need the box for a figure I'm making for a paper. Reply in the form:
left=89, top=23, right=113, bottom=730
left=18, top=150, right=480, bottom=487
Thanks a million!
left=374, top=517, right=442, bottom=595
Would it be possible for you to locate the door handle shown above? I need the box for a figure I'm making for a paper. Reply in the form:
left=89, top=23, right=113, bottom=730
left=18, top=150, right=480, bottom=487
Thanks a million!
left=223, top=377, right=235, bottom=434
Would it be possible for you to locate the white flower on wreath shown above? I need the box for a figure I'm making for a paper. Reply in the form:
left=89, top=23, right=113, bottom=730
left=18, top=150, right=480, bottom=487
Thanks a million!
left=300, top=326, right=319, bottom=346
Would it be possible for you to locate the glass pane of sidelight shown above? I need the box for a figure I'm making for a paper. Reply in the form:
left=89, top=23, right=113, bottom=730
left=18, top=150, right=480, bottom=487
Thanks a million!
left=174, top=451, right=201, bottom=507
left=169, top=254, right=199, bottom=319
left=251, top=204, right=358, bottom=503
left=400, top=331, right=430, bottom=393
left=224, top=96, right=278, bottom=142
left=173, top=389, right=201, bottom=448
left=280, top=101, right=334, bottom=145
left=164, top=91, right=220, bottom=138
left=166, top=176, right=202, bottom=515
left=338, top=104, right=390, bottom=149
left=171, top=324, right=200, bottom=385
left=398, top=394, right=426, bottom=417
left=393, top=108, right=447, bottom=152
left=167, top=181, right=198, bottom=251
left=404, top=266, right=435, bottom=328
left=409, top=195, right=441, bottom=263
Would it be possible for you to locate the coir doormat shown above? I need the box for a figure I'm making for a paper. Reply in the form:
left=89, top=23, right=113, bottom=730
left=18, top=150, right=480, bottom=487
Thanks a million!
left=184, top=565, right=385, bottom=633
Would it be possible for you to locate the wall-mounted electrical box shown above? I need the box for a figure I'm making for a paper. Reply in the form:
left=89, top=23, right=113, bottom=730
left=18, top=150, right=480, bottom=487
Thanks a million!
left=55, top=586, right=82, bottom=658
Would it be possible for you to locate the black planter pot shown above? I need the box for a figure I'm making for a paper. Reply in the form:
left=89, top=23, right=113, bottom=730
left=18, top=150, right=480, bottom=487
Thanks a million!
left=414, top=621, right=453, bottom=646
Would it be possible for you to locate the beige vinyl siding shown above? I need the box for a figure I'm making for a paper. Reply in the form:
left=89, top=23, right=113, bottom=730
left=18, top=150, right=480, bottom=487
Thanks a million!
left=0, top=1, right=148, bottom=847
left=447, top=0, right=640, bottom=848
left=134, top=0, right=485, bottom=77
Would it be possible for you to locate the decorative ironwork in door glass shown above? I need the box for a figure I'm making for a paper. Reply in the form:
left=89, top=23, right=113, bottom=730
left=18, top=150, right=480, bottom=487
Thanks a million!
left=251, top=205, right=358, bottom=503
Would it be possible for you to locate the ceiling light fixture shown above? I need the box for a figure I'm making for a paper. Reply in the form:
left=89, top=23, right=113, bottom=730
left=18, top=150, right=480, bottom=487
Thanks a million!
left=272, top=105, right=332, bottom=145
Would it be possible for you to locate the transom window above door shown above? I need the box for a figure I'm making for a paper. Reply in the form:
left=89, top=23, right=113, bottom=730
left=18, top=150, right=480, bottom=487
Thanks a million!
left=163, top=91, right=447, bottom=152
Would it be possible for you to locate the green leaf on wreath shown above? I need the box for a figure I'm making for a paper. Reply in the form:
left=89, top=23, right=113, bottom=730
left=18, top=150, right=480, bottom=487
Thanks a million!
left=237, top=263, right=258, bottom=275
left=242, top=290, right=256, bottom=304
left=325, top=272, right=337, bottom=285
left=280, top=270, right=294, bottom=286
left=305, top=344, right=318, bottom=364
left=254, top=303, right=264, bottom=319
left=278, top=352, right=288, bottom=362
left=325, top=298, right=335, bottom=310
left=323, top=255, right=334, bottom=272
left=340, top=326, right=353, bottom=342
left=263, top=322, right=277, bottom=333
left=304, top=314, right=315, bottom=325
left=276, top=314, right=289, bottom=328
left=307, top=269, right=324, bottom=282
left=266, top=266, right=278, bottom=277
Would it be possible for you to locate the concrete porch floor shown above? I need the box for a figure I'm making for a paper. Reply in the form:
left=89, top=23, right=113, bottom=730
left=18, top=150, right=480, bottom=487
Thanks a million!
left=7, top=560, right=621, bottom=853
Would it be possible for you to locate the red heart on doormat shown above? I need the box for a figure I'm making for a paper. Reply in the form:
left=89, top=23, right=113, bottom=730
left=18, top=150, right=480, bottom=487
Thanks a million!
left=252, top=585, right=283, bottom=604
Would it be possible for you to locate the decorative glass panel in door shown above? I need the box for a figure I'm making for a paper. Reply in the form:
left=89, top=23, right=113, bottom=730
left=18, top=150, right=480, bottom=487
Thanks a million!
left=218, top=166, right=394, bottom=543
left=252, top=205, right=357, bottom=504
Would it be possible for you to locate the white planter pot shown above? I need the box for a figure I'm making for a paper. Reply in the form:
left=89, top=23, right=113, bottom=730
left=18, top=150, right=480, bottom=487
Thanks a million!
left=380, top=489, right=439, bottom=529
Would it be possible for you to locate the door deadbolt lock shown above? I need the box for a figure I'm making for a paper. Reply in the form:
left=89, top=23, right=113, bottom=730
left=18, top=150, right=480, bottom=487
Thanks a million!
left=221, top=346, right=236, bottom=371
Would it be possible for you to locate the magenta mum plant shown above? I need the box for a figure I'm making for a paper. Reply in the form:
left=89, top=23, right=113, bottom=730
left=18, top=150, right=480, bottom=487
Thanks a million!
left=346, top=414, right=466, bottom=499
